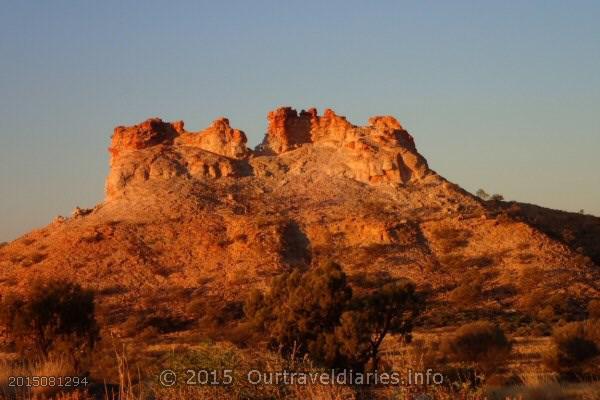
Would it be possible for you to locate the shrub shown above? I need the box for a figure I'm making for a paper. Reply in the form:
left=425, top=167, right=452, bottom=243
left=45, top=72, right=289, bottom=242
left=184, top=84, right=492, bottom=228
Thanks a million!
left=536, top=305, right=555, bottom=323
left=0, top=280, right=99, bottom=366
left=244, top=261, right=353, bottom=363
left=439, top=254, right=494, bottom=270
left=519, top=266, right=544, bottom=290
left=548, top=320, right=600, bottom=374
left=244, top=261, right=421, bottom=370
left=442, top=321, right=512, bottom=374
left=588, top=299, right=600, bottom=319
left=449, top=281, right=482, bottom=305
left=431, top=227, right=472, bottom=253
left=329, top=280, right=420, bottom=370
left=475, top=189, right=490, bottom=200
left=449, top=270, right=483, bottom=306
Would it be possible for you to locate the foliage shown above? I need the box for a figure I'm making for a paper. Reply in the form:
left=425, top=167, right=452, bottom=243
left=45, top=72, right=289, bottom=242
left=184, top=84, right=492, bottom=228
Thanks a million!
left=442, top=321, right=512, bottom=373
left=329, top=279, right=420, bottom=370
left=244, top=261, right=352, bottom=362
left=0, top=280, right=99, bottom=366
left=490, top=193, right=504, bottom=201
left=244, top=261, right=421, bottom=370
left=431, top=227, right=472, bottom=253
left=548, top=319, right=600, bottom=374
left=475, top=189, right=490, bottom=200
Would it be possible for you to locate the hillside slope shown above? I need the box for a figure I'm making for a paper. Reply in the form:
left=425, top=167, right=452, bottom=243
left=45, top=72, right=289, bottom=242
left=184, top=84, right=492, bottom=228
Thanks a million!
left=0, top=107, right=598, bottom=340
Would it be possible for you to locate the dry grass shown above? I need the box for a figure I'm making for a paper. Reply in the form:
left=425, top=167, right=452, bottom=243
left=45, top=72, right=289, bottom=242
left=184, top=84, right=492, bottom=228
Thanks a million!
left=0, top=356, right=79, bottom=399
left=103, top=347, right=144, bottom=400
left=1, top=334, right=599, bottom=399
left=487, top=382, right=600, bottom=400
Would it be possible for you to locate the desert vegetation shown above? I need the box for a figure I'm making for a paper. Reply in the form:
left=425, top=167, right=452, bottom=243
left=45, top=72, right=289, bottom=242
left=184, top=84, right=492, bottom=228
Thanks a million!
left=243, top=261, right=421, bottom=371
left=0, top=280, right=98, bottom=365
left=1, top=265, right=598, bottom=399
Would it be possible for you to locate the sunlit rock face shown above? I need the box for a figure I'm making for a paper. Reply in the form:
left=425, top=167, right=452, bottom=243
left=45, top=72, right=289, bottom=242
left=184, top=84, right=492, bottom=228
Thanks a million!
left=260, top=107, right=430, bottom=185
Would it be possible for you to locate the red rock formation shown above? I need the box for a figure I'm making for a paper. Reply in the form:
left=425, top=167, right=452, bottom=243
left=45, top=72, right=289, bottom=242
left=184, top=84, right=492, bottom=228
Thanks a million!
left=310, top=108, right=354, bottom=142
left=106, top=107, right=431, bottom=199
left=106, top=117, right=251, bottom=198
left=262, top=107, right=314, bottom=153
left=176, top=117, right=249, bottom=159
left=109, top=118, right=178, bottom=163
left=260, top=106, right=429, bottom=185
left=368, top=116, right=416, bottom=149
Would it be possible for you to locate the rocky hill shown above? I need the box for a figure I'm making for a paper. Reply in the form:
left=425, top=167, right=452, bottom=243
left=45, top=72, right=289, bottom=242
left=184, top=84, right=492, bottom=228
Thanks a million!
left=1, top=107, right=598, bottom=340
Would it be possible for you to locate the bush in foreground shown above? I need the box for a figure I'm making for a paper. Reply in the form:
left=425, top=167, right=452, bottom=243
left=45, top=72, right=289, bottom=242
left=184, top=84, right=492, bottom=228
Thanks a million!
left=244, top=261, right=421, bottom=371
left=547, top=319, right=600, bottom=375
left=442, top=320, right=512, bottom=375
left=0, top=280, right=99, bottom=369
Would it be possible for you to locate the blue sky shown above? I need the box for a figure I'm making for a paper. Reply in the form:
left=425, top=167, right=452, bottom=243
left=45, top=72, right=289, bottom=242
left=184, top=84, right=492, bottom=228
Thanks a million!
left=1, top=1, right=599, bottom=241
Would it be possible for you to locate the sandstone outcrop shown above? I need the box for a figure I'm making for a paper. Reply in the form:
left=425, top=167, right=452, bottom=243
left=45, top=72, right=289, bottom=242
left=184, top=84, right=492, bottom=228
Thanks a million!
left=106, top=107, right=432, bottom=198
left=175, top=118, right=249, bottom=159
left=109, top=118, right=178, bottom=164
left=260, top=107, right=430, bottom=185
left=106, top=117, right=251, bottom=198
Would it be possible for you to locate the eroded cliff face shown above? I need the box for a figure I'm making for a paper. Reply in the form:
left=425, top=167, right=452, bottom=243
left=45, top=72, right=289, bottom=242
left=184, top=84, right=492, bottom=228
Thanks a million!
left=260, top=107, right=430, bottom=185
left=106, top=117, right=250, bottom=198
left=106, top=107, right=432, bottom=198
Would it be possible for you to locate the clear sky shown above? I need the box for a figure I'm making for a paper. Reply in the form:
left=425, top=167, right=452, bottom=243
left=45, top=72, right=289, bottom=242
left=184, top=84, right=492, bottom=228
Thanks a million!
left=1, top=1, right=599, bottom=242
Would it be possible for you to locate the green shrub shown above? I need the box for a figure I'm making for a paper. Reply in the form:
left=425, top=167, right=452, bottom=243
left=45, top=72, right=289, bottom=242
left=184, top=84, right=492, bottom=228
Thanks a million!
left=439, top=254, right=494, bottom=270
left=244, top=261, right=421, bottom=370
left=449, top=270, right=483, bottom=306
left=244, top=261, right=352, bottom=362
left=329, top=279, right=420, bottom=370
left=475, top=189, right=490, bottom=200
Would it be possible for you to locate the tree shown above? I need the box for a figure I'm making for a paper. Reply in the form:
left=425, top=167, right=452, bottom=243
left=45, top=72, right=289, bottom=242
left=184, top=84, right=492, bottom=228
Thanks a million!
left=0, top=280, right=99, bottom=365
left=244, top=262, right=422, bottom=371
left=490, top=193, right=504, bottom=202
left=244, top=261, right=352, bottom=362
left=333, top=280, right=421, bottom=370
left=475, top=189, right=490, bottom=201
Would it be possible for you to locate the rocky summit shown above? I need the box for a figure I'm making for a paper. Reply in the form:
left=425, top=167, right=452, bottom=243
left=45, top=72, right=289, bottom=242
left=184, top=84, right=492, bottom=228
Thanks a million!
left=1, top=106, right=599, bottom=341
left=106, top=107, right=429, bottom=200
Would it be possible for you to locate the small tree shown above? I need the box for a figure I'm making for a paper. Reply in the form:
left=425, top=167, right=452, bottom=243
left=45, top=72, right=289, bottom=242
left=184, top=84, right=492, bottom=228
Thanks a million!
left=244, top=261, right=352, bottom=362
left=333, top=280, right=421, bottom=370
left=0, top=280, right=99, bottom=365
left=475, top=189, right=490, bottom=201
left=245, top=262, right=421, bottom=370
left=490, top=194, right=504, bottom=202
